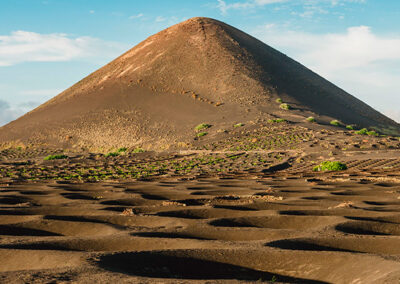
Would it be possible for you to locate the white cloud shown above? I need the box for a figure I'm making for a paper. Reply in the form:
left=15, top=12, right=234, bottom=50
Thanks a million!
left=129, top=13, right=143, bottom=19
left=155, top=16, right=166, bottom=22
left=0, top=31, right=128, bottom=67
left=216, top=0, right=365, bottom=15
left=217, top=0, right=287, bottom=14
left=256, top=25, right=400, bottom=74
left=384, top=110, right=400, bottom=123
left=0, top=89, right=62, bottom=126
left=253, top=24, right=400, bottom=122
left=0, top=99, right=34, bottom=126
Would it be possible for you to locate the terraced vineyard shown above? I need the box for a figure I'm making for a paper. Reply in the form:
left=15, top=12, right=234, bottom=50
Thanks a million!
left=0, top=152, right=287, bottom=182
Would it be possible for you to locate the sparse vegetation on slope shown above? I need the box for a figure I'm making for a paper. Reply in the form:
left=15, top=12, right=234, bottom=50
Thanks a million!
left=195, top=123, right=211, bottom=131
left=306, top=117, right=316, bottom=123
left=44, top=154, right=68, bottom=161
left=197, top=132, right=208, bottom=137
left=105, top=152, right=120, bottom=157
left=330, top=120, right=342, bottom=127
left=268, top=119, right=286, bottom=123
left=355, top=128, right=379, bottom=136
left=280, top=103, right=291, bottom=110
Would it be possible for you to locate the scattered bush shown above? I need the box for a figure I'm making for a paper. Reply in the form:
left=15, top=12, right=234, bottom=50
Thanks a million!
left=44, top=154, right=68, bottom=161
left=197, top=132, right=208, bottom=137
left=330, top=120, right=342, bottom=126
left=275, top=98, right=283, bottom=103
left=355, top=128, right=379, bottom=136
left=195, top=123, right=211, bottom=131
left=346, top=125, right=354, bottom=130
left=133, top=147, right=145, bottom=153
left=105, top=152, right=120, bottom=157
left=117, top=147, right=127, bottom=153
left=268, top=119, right=286, bottom=123
left=306, top=116, right=316, bottom=123
left=355, top=128, right=368, bottom=135
left=234, top=123, right=244, bottom=128
left=280, top=103, right=291, bottom=110
left=313, top=161, right=348, bottom=172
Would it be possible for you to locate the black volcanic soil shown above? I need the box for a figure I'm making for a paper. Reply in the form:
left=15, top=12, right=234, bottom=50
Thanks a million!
left=0, top=17, right=399, bottom=150
left=1, top=122, right=400, bottom=283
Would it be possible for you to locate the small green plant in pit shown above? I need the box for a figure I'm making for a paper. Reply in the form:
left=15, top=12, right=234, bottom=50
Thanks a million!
left=234, top=123, right=244, bottom=128
left=346, top=125, right=355, bottom=130
left=133, top=147, right=145, bottom=153
left=313, top=161, right=348, bottom=172
left=275, top=98, right=283, bottom=103
left=356, top=127, right=379, bottom=136
left=44, top=154, right=68, bottom=161
left=356, top=130, right=378, bottom=136
left=355, top=128, right=368, bottom=135
left=330, top=120, right=342, bottom=126
left=306, top=116, right=316, bottom=123
left=105, top=152, right=120, bottom=157
left=367, top=130, right=379, bottom=136
left=355, top=128, right=379, bottom=136
left=197, top=132, right=208, bottom=137
left=280, top=103, right=291, bottom=110
left=195, top=123, right=211, bottom=131
left=267, top=118, right=286, bottom=123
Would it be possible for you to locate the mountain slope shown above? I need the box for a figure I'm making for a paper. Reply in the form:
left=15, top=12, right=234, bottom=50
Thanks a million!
left=1, top=17, right=399, bottom=150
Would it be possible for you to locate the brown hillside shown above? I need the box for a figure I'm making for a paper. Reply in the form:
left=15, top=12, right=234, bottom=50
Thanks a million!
left=1, top=17, right=399, bottom=150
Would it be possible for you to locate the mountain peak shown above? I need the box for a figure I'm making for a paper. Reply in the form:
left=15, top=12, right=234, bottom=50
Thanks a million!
left=1, top=18, right=399, bottom=149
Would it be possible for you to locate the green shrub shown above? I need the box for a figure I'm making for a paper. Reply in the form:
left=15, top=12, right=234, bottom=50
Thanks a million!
left=197, top=132, right=208, bottom=137
left=313, top=161, right=348, bottom=172
left=195, top=123, right=211, bottom=131
left=367, top=130, right=379, bottom=136
left=355, top=128, right=368, bottom=135
left=44, top=154, right=68, bottom=161
left=275, top=98, right=283, bottom=103
left=346, top=125, right=354, bottom=130
left=306, top=116, right=316, bottom=123
left=117, top=147, right=127, bottom=153
left=280, top=103, right=291, bottom=110
left=105, top=152, right=120, bottom=157
left=234, top=123, right=244, bottom=128
left=330, top=120, right=342, bottom=126
left=268, top=119, right=286, bottom=123
left=133, top=147, right=145, bottom=153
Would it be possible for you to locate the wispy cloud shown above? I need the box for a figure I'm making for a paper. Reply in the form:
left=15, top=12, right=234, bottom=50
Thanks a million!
left=0, top=99, right=38, bottom=126
left=155, top=16, right=167, bottom=22
left=217, top=0, right=287, bottom=14
left=384, top=110, right=400, bottom=123
left=253, top=24, right=400, bottom=122
left=129, top=13, right=144, bottom=19
left=0, top=31, right=128, bottom=67
left=0, top=88, right=61, bottom=126
left=216, top=0, right=365, bottom=15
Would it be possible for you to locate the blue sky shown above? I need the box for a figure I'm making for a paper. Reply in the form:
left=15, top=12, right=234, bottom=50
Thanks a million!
left=1, top=0, right=399, bottom=125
